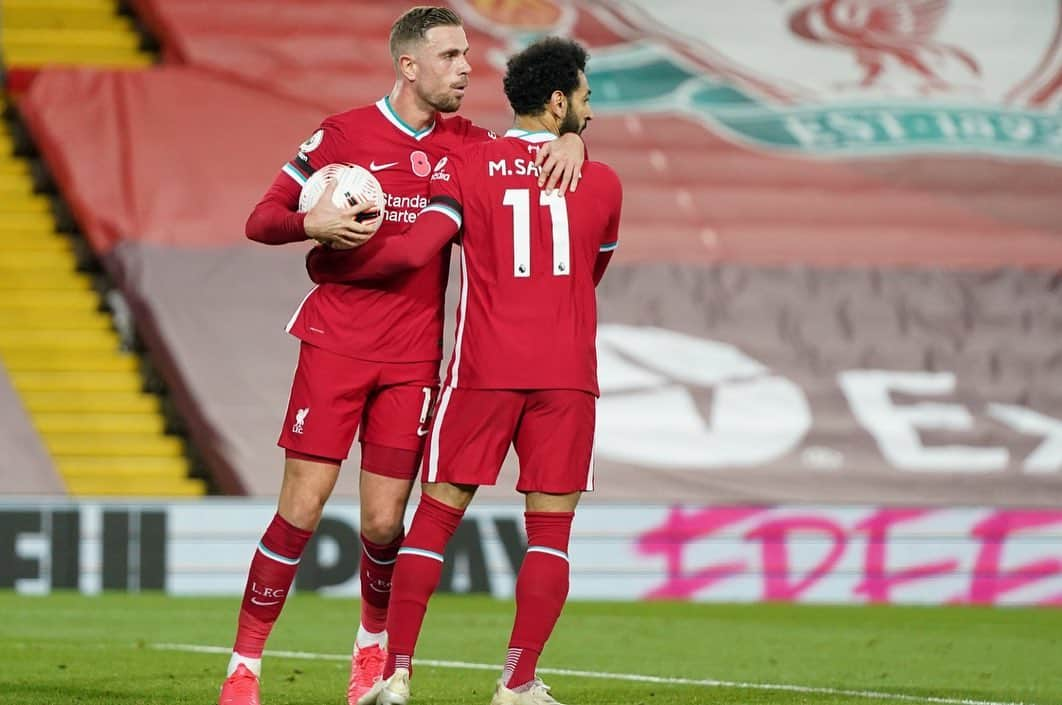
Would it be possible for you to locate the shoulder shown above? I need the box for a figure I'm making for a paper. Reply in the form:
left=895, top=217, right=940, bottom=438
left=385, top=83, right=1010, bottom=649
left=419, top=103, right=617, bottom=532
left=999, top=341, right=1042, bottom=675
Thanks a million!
left=437, top=113, right=473, bottom=134
left=321, top=104, right=378, bottom=133
left=438, top=114, right=498, bottom=142
left=448, top=135, right=505, bottom=164
left=438, top=113, right=472, bottom=130
left=582, top=161, right=622, bottom=196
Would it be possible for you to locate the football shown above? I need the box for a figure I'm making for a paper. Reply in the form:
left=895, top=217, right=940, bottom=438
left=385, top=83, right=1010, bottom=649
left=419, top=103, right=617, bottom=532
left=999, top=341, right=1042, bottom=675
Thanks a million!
left=298, top=162, right=386, bottom=230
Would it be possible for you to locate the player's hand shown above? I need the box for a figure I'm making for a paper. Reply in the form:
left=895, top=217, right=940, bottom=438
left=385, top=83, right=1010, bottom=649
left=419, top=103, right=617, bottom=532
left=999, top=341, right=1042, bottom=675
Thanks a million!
left=303, top=180, right=381, bottom=250
left=535, top=132, right=585, bottom=194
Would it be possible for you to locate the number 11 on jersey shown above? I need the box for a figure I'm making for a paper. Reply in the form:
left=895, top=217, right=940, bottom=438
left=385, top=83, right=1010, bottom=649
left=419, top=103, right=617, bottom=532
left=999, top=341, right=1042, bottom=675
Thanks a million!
left=503, top=188, right=571, bottom=278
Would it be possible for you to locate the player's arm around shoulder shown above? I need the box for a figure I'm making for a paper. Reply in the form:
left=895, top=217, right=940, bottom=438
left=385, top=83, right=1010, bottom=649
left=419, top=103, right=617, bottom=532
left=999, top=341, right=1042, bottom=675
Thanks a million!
left=535, top=132, right=586, bottom=194
left=464, top=115, right=584, bottom=194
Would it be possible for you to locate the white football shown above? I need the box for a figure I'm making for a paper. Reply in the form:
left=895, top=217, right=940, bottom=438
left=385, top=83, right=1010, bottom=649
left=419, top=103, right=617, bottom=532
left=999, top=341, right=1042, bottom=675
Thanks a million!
left=298, top=163, right=386, bottom=230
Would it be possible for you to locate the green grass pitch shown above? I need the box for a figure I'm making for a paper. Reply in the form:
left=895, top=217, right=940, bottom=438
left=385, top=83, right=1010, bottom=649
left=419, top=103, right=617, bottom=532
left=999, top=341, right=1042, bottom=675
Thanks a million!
left=0, top=592, right=1058, bottom=704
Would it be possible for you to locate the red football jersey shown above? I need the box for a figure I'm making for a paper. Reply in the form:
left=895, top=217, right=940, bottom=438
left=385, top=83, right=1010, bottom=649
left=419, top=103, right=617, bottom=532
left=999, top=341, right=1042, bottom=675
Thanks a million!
left=261, top=97, right=493, bottom=362
left=434, top=129, right=622, bottom=395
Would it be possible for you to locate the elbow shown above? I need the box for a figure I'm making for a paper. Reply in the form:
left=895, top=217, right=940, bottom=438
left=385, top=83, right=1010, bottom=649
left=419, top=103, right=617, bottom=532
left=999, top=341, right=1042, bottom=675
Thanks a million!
left=245, top=210, right=266, bottom=243
left=389, top=247, right=439, bottom=275
left=406, top=252, right=432, bottom=271
left=379, top=248, right=429, bottom=277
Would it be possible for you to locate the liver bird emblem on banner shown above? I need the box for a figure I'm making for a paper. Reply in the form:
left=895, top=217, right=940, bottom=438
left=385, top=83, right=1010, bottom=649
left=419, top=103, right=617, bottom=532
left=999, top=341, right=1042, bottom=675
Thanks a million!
left=786, top=0, right=980, bottom=91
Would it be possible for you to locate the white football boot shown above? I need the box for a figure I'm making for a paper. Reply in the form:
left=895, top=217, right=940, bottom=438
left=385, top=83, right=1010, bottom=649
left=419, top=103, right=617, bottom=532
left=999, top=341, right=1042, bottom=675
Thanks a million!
left=365, top=667, right=411, bottom=705
left=489, top=678, right=566, bottom=705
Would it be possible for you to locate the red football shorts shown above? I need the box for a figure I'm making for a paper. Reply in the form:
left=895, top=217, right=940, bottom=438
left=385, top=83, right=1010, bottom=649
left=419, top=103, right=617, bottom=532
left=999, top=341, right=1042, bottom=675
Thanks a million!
left=422, top=387, right=596, bottom=493
left=278, top=342, right=439, bottom=479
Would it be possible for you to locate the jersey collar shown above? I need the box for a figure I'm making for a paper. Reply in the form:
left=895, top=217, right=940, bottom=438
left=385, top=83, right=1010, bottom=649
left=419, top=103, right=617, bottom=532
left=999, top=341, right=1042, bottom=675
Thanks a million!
left=504, top=128, right=558, bottom=143
left=376, top=97, right=436, bottom=141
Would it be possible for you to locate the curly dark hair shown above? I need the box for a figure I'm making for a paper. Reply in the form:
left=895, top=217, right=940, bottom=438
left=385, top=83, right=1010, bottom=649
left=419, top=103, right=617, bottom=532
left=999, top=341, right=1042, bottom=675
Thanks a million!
left=503, top=37, right=589, bottom=116
left=389, top=6, right=462, bottom=61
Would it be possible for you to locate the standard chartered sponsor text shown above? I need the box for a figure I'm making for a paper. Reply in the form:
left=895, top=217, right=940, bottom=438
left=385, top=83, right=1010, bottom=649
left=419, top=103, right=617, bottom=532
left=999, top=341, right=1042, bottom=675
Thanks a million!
left=384, top=193, right=429, bottom=224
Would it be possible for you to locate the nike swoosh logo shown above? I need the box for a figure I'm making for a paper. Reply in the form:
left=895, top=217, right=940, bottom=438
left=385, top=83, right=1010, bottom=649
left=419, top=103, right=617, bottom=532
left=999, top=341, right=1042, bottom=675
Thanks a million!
left=250, top=598, right=281, bottom=607
left=370, top=161, right=400, bottom=172
left=416, top=426, right=429, bottom=437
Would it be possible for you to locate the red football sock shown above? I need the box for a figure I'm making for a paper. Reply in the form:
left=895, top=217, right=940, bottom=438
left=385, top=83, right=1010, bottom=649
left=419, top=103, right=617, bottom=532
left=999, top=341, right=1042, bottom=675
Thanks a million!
left=233, top=513, right=313, bottom=658
left=383, top=494, right=465, bottom=678
left=360, top=530, right=404, bottom=634
left=503, top=511, right=574, bottom=689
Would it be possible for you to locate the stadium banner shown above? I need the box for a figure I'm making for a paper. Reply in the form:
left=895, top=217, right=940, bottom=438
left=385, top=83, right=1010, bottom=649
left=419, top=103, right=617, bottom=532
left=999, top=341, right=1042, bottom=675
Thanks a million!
left=2, top=500, right=1060, bottom=606
left=589, top=269, right=1062, bottom=508
left=14, top=0, right=1062, bottom=506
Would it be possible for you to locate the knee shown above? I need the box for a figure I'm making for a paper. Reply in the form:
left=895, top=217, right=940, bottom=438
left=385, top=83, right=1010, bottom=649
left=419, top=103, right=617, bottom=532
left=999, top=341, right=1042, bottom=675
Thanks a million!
left=279, top=487, right=328, bottom=531
left=360, top=505, right=405, bottom=544
left=279, top=459, right=340, bottom=531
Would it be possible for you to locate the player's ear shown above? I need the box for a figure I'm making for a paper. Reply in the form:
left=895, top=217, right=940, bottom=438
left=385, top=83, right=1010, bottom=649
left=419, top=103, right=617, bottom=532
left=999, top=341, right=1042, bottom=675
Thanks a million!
left=548, top=90, right=567, bottom=120
left=398, top=53, right=418, bottom=82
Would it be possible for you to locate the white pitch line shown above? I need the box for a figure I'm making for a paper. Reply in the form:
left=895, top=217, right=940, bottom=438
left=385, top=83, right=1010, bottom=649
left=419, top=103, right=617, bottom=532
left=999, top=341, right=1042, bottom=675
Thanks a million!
left=152, top=643, right=1034, bottom=705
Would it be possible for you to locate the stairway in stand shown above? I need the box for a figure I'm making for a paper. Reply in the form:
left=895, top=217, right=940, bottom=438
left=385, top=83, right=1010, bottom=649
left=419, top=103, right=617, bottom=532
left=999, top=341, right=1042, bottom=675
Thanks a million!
left=0, top=0, right=206, bottom=496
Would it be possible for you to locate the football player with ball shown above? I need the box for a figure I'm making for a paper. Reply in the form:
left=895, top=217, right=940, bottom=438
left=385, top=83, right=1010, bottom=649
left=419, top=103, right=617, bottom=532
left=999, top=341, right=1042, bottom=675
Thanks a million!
left=308, top=36, right=619, bottom=705
left=220, top=7, right=587, bottom=705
